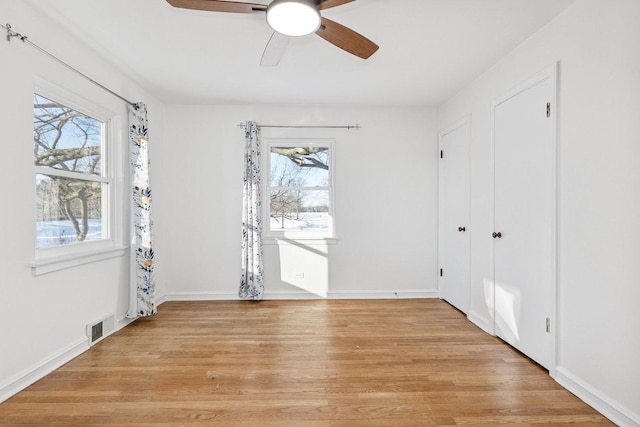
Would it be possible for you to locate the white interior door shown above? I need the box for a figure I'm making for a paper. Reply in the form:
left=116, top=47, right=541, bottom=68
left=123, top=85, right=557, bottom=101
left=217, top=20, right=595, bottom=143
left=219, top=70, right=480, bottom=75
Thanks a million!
left=493, top=66, right=556, bottom=370
left=438, top=118, right=470, bottom=313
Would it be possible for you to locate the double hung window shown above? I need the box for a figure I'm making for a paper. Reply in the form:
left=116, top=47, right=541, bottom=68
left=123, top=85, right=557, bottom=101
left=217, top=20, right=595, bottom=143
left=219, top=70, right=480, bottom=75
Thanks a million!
left=265, top=139, right=335, bottom=240
left=32, top=81, right=123, bottom=274
left=34, top=93, right=107, bottom=248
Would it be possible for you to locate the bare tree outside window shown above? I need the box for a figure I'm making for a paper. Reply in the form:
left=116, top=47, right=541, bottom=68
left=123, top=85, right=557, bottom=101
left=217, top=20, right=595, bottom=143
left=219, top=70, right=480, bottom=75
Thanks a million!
left=34, top=94, right=106, bottom=248
left=268, top=145, right=331, bottom=233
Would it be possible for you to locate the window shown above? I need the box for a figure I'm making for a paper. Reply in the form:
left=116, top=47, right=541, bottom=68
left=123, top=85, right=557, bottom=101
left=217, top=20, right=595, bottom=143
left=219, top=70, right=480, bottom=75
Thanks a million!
left=32, top=81, right=124, bottom=274
left=265, top=139, right=335, bottom=240
left=34, top=94, right=107, bottom=248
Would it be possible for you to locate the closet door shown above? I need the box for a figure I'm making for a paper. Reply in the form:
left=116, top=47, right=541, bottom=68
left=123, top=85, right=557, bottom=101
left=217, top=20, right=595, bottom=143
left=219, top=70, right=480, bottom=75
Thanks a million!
left=493, top=65, right=556, bottom=370
left=438, top=118, right=470, bottom=313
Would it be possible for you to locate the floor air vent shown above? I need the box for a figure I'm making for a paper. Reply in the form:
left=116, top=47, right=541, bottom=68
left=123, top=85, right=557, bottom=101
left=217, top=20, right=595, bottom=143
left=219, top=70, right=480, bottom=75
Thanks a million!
left=90, top=322, right=103, bottom=343
left=86, top=315, right=115, bottom=346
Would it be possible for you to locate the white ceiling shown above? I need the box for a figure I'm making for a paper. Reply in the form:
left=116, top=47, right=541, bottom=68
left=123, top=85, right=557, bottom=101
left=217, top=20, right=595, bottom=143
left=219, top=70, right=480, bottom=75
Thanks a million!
left=26, top=0, right=575, bottom=106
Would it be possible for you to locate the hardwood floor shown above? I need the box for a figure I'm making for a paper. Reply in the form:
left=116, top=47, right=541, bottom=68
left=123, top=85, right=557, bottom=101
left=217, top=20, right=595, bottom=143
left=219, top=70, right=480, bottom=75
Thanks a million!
left=0, top=299, right=613, bottom=426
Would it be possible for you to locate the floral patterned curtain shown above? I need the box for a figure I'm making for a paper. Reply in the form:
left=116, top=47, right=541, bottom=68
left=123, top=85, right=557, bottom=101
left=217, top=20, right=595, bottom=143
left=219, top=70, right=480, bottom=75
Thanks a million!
left=240, top=121, right=264, bottom=300
left=127, top=103, right=156, bottom=317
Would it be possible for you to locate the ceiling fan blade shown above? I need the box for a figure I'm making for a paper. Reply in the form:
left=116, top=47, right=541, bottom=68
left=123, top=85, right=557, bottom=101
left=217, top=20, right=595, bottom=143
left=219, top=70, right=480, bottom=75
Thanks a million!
left=261, top=32, right=291, bottom=67
left=315, top=17, right=378, bottom=59
left=165, top=0, right=267, bottom=13
left=317, top=0, right=356, bottom=10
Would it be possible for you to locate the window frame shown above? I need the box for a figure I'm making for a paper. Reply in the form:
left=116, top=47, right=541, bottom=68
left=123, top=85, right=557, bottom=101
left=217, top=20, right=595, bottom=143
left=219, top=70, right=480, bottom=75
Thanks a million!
left=31, top=79, right=126, bottom=275
left=263, top=138, right=336, bottom=243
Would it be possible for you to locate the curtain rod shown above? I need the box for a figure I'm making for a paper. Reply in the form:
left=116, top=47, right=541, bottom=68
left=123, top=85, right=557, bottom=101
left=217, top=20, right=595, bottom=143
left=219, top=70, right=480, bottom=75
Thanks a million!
left=3, top=22, right=136, bottom=107
left=238, top=123, right=360, bottom=130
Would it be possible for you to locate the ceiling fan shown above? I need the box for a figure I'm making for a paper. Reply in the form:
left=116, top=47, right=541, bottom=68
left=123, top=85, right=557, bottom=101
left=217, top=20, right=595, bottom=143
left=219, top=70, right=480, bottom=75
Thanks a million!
left=165, top=0, right=379, bottom=66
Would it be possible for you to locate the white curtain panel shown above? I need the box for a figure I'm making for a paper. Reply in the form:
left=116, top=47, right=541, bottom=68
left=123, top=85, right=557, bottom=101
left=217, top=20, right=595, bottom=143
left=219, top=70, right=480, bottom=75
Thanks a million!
left=240, top=121, right=264, bottom=300
left=127, top=103, right=156, bottom=317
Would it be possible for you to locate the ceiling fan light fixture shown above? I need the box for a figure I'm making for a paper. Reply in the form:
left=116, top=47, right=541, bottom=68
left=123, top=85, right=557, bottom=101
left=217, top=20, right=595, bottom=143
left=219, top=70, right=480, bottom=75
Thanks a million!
left=266, top=0, right=321, bottom=37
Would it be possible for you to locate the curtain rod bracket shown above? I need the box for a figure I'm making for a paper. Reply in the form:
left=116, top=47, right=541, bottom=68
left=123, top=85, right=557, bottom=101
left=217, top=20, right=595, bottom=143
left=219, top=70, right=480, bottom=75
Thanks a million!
left=5, top=23, right=27, bottom=42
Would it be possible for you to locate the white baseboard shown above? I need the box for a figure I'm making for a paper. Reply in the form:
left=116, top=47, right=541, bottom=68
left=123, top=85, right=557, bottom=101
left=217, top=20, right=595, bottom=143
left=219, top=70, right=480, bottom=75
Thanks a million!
left=160, top=289, right=439, bottom=301
left=467, top=309, right=493, bottom=334
left=323, top=290, right=439, bottom=299
left=156, top=293, right=168, bottom=306
left=0, top=338, right=88, bottom=404
left=115, top=315, right=137, bottom=331
left=161, top=291, right=240, bottom=301
left=464, top=312, right=639, bottom=426
left=0, top=314, right=136, bottom=404
left=554, top=367, right=640, bottom=427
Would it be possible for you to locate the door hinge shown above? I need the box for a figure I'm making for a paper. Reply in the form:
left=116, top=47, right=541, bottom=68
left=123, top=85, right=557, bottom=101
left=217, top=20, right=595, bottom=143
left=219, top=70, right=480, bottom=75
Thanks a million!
left=545, top=317, right=550, bottom=333
left=546, top=102, right=551, bottom=118
left=440, top=268, right=443, bottom=277
left=440, top=150, right=443, bottom=159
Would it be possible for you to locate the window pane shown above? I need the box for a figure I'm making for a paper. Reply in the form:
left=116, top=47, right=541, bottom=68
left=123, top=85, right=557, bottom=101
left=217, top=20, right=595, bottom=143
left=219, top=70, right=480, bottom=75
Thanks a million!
left=270, top=190, right=330, bottom=232
left=270, top=146, right=329, bottom=187
left=36, top=174, right=106, bottom=248
left=34, top=94, right=103, bottom=175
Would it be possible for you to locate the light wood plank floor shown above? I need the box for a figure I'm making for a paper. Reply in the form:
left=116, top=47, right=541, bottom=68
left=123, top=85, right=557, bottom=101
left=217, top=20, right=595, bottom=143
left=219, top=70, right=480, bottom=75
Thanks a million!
left=0, top=299, right=613, bottom=426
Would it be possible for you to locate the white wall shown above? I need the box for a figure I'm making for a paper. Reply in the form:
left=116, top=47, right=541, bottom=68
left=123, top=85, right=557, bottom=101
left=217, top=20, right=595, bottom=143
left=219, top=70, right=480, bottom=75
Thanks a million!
left=0, top=1, right=163, bottom=401
left=0, top=0, right=437, bottom=403
left=438, top=0, right=640, bottom=424
left=5, top=1, right=636, bottom=423
left=155, top=104, right=438, bottom=300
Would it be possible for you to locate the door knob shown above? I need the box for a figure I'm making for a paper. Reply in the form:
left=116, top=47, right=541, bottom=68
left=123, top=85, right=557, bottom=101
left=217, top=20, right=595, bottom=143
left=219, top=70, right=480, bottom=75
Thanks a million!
left=492, top=232, right=502, bottom=239
left=458, top=226, right=466, bottom=232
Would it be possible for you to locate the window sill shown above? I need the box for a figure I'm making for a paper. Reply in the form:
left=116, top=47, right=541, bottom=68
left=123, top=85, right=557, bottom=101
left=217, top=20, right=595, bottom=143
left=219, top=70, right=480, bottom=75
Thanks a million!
left=264, top=237, right=339, bottom=246
left=31, top=246, right=127, bottom=276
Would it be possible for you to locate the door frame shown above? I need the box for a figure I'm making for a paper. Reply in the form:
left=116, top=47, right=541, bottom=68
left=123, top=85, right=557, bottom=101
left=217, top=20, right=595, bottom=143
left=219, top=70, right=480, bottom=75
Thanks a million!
left=438, top=115, right=472, bottom=313
left=490, top=62, right=558, bottom=374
